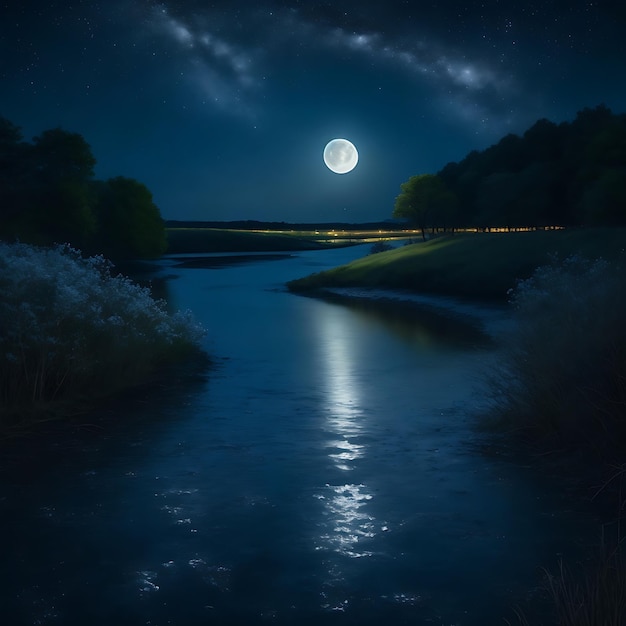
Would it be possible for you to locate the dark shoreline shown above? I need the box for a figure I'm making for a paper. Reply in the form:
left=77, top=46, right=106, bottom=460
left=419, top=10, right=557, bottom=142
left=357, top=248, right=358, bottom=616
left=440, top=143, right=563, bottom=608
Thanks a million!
left=170, top=253, right=293, bottom=269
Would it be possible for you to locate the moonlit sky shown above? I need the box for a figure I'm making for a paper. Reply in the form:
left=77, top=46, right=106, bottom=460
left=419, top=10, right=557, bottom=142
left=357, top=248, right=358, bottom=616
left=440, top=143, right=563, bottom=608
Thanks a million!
left=2, top=1, right=626, bottom=223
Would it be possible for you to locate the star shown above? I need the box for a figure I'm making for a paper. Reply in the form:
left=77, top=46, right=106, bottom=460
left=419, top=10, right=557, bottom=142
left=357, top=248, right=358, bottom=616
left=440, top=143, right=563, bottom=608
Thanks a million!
left=1, top=0, right=624, bottom=222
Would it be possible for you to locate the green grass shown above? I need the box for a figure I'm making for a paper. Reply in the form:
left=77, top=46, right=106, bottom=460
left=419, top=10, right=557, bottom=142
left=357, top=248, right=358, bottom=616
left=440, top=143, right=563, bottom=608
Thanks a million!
left=287, top=228, right=626, bottom=300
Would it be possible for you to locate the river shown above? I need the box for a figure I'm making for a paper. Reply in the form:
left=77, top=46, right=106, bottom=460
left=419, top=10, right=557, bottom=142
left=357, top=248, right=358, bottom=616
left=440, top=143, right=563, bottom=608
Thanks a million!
left=0, top=243, right=601, bottom=625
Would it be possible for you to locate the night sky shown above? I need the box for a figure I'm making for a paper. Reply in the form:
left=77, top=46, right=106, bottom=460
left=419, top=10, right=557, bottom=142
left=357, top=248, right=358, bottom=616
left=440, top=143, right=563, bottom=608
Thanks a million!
left=2, top=1, right=626, bottom=223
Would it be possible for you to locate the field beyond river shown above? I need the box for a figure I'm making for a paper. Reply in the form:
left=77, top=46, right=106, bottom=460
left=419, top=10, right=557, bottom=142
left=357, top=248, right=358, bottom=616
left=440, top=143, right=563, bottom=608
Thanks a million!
left=166, top=226, right=626, bottom=300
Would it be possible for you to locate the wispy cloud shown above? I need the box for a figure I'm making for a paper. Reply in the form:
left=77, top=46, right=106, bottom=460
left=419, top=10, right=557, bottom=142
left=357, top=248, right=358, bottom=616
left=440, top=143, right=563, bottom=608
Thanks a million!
left=144, top=2, right=518, bottom=127
left=321, top=23, right=513, bottom=96
left=148, top=4, right=261, bottom=116
left=269, top=9, right=518, bottom=127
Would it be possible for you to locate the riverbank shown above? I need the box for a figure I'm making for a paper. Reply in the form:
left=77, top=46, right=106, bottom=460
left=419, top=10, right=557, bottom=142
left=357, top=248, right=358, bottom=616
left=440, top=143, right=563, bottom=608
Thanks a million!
left=287, top=231, right=626, bottom=468
left=286, top=228, right=626, bottom=300
left=288, top=231, right=626, bottom=624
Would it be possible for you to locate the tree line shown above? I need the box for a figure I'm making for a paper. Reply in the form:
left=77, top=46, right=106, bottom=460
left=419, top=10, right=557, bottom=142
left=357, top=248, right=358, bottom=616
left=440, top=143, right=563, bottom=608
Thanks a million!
left=0, top=116, right=167, bottom=260
left=394, top=104, right=626, bottom=236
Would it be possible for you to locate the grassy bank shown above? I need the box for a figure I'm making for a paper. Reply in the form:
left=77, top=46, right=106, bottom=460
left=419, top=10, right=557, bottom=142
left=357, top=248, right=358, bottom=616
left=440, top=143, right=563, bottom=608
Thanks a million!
left=287, top=228, right=626, bottom=300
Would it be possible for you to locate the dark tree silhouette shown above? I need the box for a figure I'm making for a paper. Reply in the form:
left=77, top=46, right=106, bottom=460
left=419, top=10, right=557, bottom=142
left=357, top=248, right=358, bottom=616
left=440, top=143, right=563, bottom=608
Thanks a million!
left=14, top=128, right=98, bottom=246
left=0, top=117, right=30, bottom=232
left=93, top=176, right=167, bottom=259
left=32, top=127, right=96, bottom=182
left=430, top=104, right=626, bottom=230
left=393, top=174, right=458, bottom=239
left=0, top=115, right=168, bottom=259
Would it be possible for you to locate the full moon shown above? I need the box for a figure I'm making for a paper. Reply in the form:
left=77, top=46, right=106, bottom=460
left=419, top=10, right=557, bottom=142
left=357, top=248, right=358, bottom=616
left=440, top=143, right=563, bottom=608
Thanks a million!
left=323, top=138, right=358, bottom=174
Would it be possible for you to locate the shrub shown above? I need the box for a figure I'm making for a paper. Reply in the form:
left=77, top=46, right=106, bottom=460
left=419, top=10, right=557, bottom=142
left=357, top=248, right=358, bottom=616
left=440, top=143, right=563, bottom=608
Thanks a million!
left=488, top=255, right=626, bottom=451
left=0, top=242, right=204, bottom=423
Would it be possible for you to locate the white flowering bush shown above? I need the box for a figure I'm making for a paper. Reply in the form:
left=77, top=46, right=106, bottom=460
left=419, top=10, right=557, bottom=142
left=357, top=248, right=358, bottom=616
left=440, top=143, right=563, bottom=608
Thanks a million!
left=0, top=242, right=204, bottom=421
left=490, top=254, right=626, bottom=448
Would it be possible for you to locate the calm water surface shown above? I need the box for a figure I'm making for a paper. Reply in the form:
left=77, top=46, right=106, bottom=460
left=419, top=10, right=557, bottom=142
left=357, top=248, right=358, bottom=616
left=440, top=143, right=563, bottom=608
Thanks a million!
left=0, top=244, right=600, bottom=625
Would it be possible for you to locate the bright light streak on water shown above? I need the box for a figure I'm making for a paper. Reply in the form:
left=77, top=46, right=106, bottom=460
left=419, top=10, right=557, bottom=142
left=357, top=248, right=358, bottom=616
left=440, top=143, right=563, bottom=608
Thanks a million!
left=317, top=304, right=366, bottom=455
left=312, top=303, right=379, bottom=560
left=327, top=439, right=365, bottom=466
left=0, top=245, right=602, bottom=626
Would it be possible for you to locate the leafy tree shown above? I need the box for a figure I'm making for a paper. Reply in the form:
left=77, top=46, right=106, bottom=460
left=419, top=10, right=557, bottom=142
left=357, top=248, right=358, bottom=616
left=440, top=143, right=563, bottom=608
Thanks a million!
left=432, top=104, right=626, bottom=230
left=22, top=128, right=98, bottom=246
left=571, top=104, right=614, bottom=138
left=474, top=171, right=518, bottom=229
left=439, top=154, right=480, bottom=228
left=32, top=127, right=96, bottom=182
left=393, top=174, right=457, bottom=239
left=583, top=118, right=626, bottom=176
left=522, top=118, right=564, bottom=162
left=475, top=162, right=562, bottom=229
left=93, top=176, right=167, bottom=259
left=0, top=115, right=167, bottom=259
left=579, top=168, right=626, bottom=225
left=481, top=133, right=527, bottom=174
left=0, top=117, right=31, bottom=233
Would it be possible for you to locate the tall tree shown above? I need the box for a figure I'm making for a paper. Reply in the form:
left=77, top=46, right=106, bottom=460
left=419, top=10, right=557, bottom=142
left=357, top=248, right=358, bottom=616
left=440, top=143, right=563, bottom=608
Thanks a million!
left=0, top=116, right=167, bottom=259
left=579, top=168, right=626, bottom=225
left=93, top=176, right=167, bottom=259
left=0, top=117, right=30, bottom=233
left=434, top=104, right=626, bottom=229
left=522, top=118, right=564, bottom=162
left=25, top=128, right=98, bottom=246
left=393, top=174, right=457, bottom=240
left=32, top=128, right=96, bottom=182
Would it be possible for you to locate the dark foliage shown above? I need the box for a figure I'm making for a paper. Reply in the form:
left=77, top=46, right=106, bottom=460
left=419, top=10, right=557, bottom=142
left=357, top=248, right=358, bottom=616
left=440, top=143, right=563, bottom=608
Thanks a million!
left=0, top=116, right=167, bottom=260
left=488, top=255, right=626, bottom=454
left=411, top=104, right=626, bottom=231
left=93, top=177, right=167, bottom=259
left=392, top=173, right=458, bottom=238
left=449, top=105, right=626, bottom=228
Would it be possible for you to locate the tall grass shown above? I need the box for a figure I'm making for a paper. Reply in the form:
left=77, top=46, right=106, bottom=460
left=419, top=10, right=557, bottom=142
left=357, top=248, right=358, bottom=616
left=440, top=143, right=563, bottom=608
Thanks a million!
left=510, top=514, right=626, bottom=626
left=512, top=559, right=626, bottom=626
left=543, top=541, right=626, bottom=625
left=492, top=255, right=626, bottom=624
left=488, top=254, right=626, bottom=451
left=0, top=242, right=204, bottom=425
